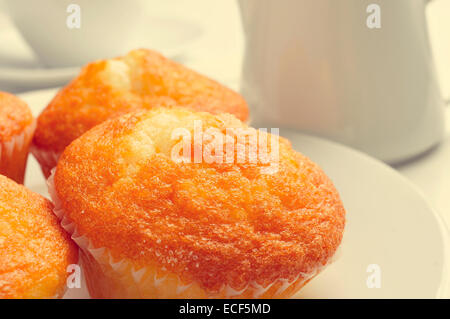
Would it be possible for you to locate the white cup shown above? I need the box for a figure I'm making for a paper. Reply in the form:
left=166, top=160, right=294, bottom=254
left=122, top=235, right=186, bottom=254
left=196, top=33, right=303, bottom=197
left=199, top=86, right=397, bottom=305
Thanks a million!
left=5, top=0, right=144, bottom=67
left=239, top=0, right=447, bottom=163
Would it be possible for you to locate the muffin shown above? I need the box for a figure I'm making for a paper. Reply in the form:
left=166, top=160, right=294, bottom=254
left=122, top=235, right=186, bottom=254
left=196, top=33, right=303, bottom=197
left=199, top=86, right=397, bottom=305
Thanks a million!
left=32, top=49, right=249, bottom=178
left=49, top=107, right=345, bottom=299
left=0, top=92, right=35, bottom=183
left=0, top=175, right=78, bottom=299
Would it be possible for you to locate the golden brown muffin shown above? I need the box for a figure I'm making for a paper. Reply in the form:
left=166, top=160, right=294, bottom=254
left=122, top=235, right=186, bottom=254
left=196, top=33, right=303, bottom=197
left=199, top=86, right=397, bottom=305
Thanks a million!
left=32, top=49, right=249, bottom=178
left=0, top=175, right=78, bottom=299
left=0, top=92, right=35, bottom=183
left=50, top=107, right=345, bottom=299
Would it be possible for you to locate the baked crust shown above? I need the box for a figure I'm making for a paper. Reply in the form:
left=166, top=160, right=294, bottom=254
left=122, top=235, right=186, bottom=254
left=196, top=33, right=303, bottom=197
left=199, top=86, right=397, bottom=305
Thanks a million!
left=0, top=92, right=34, bottom=143
left=54, top=107, right=345, bottom=293
left=0, top=175, right=78, bottom=299
left=33, top=49, right=249, bottom=154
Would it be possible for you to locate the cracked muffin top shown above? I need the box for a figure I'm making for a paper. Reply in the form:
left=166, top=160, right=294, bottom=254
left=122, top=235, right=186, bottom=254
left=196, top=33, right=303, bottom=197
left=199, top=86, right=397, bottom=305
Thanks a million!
left=54, top=107, right=345, bottom=293
left=0, top=175, right=78, bottom=299
left=0, top=92, right=34, bottom=143
left=33, top=49, right=249, bottom=154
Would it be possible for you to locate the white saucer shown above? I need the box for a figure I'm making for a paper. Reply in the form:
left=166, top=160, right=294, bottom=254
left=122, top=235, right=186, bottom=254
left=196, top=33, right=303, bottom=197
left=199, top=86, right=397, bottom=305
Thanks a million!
left=0, top=14, right=202, bottom=92
left=19, top=88, right=449, bottom=299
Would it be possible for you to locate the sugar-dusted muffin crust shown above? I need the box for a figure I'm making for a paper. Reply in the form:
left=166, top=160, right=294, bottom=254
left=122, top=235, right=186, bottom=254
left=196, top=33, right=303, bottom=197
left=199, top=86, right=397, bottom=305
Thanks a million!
left=0, top=92, right=35, bottom=183
left=32, top=49, right=249, bottom=177
left=53, top=107, right=345, bottom=298
left=0, top=92, right=34, bottom=143
left=0, top=175, right=78, bottom=299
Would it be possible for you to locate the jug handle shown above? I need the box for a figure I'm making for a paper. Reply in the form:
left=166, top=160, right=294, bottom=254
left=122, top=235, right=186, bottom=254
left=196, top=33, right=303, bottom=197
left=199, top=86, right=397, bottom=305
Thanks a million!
left=427, top=0, right=450, bottom=106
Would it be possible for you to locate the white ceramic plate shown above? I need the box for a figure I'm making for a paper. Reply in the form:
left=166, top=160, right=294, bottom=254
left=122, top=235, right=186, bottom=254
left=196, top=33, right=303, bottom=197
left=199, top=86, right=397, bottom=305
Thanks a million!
left=19, top=88, right=449, bottom=299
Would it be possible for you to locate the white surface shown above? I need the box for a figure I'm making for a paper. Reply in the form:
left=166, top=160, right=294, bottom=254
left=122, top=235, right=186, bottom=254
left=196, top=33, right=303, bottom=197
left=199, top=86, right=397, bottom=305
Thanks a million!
left=396, top=109, right=450, bottom=227
left=0, top=0, right=448, bottom=96
left=239, top=0, right=446, bottom=163
left=0, top=1, right=205, bottom=91
left=5, top=0, right=203, bottom=67
left=19, top=88, right=449, bottom=299
left=427, top=0, right=450, bottom=103
left=5, top=0, right=142, bottom=68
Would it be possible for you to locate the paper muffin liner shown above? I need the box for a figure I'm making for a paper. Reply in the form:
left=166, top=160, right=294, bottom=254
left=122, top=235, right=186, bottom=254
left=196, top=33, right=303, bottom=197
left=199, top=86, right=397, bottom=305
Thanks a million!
left=30, top=144, right=61, bottom=179
left=48, top=169, right=327, bottom=299
left=0, top=120, right=36, bottom=184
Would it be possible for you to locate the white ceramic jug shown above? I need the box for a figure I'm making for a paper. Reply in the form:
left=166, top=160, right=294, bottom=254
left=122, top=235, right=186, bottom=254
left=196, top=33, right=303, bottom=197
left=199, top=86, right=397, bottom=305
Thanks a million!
left=239, top=0, right=446, bottom=163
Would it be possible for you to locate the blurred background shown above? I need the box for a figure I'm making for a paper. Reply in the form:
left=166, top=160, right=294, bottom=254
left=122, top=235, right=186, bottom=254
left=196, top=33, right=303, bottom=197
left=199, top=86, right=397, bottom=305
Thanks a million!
left=0, top=0, right=245, bottom=93
left=0, top=0, right=450, bottom=98
left=0, top=0, right=448, bottom=98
